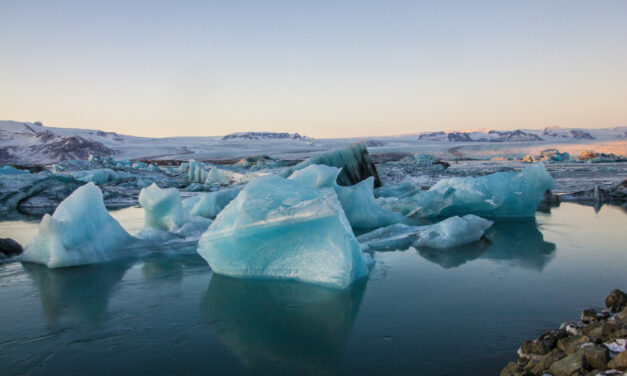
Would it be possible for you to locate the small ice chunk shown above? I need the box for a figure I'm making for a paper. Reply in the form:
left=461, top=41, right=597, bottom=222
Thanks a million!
left=182, top=187, right=242, bottom=218
left=385, top=164, right=554, bottom=218
left=188, top=160, right=209, bottom=183
left=358, top=215, right=493, bottom=251
left=22, top=183, right=135, bottom=267
left=70, top=168, right=130, bottom=184
left=138, top=183, right=191, bottom=231
left=197, top=175, right=371, bottom=289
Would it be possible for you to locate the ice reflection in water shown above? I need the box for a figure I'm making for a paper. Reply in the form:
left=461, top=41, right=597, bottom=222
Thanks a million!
left=201, top=275, right=366, bottom=373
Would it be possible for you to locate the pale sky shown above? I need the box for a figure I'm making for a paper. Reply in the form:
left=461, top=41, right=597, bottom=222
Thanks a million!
left=1, top=0, right=626, bottom=138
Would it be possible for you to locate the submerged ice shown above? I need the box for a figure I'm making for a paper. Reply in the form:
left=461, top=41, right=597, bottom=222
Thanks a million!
left=382, top=164, right=554, bottom=218
left=197, top=175, right=371, bottom=289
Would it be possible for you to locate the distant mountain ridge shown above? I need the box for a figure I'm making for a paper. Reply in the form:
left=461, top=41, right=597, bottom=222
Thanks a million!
left=1, top=120, right=626, bottom=164
left=222, top=132, right=311, bottom=141
left=417, top=126, right=627, bottom=143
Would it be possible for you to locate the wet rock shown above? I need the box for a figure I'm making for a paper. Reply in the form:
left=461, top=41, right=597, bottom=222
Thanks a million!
left=583, top=344, right=610, bottom=370
left=557, top=335, right=588, bottom=354
left=582, top=308, right=598, bottom=324
left=530, top=348, right=566, bottom=375
left=583, top=321, right=603, bottom=337
left=500, top=361, right=523, bottom=376
left=0, top=238, right=23, bottom=257
left=607, top=350, right=627, bottom=370
left=519, top=341, right=550, bottom=361
left=548, top=351, right=586, bottom=376
left=605, top=289, right=627, bottom=313
left=537, top=329, right=568, bottom=350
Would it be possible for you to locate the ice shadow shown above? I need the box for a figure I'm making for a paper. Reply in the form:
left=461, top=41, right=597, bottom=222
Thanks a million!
left=200, top=275, right=367, bottom=373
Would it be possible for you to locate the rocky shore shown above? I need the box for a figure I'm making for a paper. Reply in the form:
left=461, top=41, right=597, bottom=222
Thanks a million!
left=501, top=289, right=627, bottom=376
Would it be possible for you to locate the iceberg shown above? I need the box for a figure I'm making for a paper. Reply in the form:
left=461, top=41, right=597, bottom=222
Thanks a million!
left=69, top=168, right=131, bottom=184
left=281, top=142, right=381, bottom=187
left=21, top=183, right=136, bottom=267
left=197, top=175, right=371, bottom=289
left=182, top=187, right=241, bottom=218
left=358, top=215, right=493, bottom=251
left=138, top=183, right=191, bottom=231
left=288, top=164, right=406, bottom=231
left=287, top=164, right=341, bottom=188
left=188, top=160, right=210, bottom=183
left=334, top=177, right=407, bottom=231
left=383, top=164, right=554, bottom=218
left=0, top=166, right=30, bottom=175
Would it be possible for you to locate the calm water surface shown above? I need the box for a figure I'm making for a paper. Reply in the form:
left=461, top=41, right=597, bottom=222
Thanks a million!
left=1, top=203, right=626, bottom=375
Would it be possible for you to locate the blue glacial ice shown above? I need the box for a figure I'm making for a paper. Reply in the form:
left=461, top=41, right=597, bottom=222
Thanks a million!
left=21, top=183, right=136, bottom=267
left=0, top=166, right=30, bottom=175
left=197, top=175, right=372, bottom=289
left=288, top=164, right=406, bottom=231
left=138, top=183, right=191, bottom=231
left=358, top=215, right=493, bottom=251
left=287, top=164, right=341, bottom=188
left=182, top=187, right=242, bottom=218
left=382, top=163, right=554, bottom=219
left=281, top=142, right=381, bottom=187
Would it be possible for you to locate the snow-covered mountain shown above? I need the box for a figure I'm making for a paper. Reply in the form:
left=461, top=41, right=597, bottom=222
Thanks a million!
left=222, top=132, right=311, bottom=141
left=417, top=127, right=626, bottom=143
left=2, top=120, right=626, bottom=164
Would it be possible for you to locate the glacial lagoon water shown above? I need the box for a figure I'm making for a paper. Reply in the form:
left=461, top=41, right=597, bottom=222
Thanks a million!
left=1, top=203, right=626, bottom=375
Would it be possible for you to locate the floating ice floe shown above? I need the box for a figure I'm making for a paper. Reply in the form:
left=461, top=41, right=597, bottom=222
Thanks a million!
left=357, top=215, right=493, bottom=251
left=281, top=142, right=381, bottom=187
left=382, top=163, right=554, bottom=219
left=21, top=183, right=136, bottom=267
left=197, top=175, right=372, bottom=289
left=288, top=164, right=406, bottom=231
left=69, top=168, right=133, bottom=184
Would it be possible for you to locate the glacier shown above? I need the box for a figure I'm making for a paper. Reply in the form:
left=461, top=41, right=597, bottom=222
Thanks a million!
left=358, top=215, right=493, bottom=251
left=197, top=175, right=371, bottom=289
left=21, top=183, right=136, bottom=268
left=382, top=164, right=554, bottom=218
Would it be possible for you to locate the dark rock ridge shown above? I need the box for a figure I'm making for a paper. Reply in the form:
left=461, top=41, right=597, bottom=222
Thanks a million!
left=222, top=132, right=311, bottom=141
left=501, top=289, right=627, bottom=376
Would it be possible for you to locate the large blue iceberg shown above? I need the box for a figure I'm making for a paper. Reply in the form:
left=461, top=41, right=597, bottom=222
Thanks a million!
left=382, top=164, right=554, bottom=218
left=197, top=175, right=371, bottom=289
left=21, top=183, right=136, bottom=267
